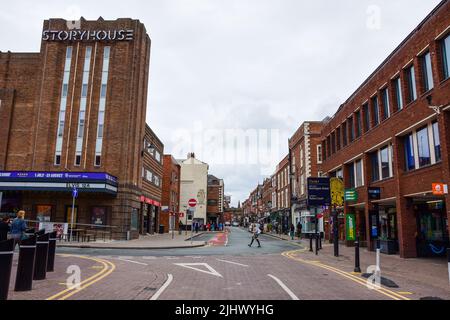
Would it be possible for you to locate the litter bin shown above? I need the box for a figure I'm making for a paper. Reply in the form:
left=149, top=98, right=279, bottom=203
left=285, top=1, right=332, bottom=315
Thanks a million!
left=15, top=236, right=36, bottom=292
left=159, top=225, right=165, bottom=234
left=0, top=239, right=15, bottom=300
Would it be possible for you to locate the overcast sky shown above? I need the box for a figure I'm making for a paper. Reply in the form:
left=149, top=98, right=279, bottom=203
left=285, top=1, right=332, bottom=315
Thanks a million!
left=0, top=0, right=442, bottom=206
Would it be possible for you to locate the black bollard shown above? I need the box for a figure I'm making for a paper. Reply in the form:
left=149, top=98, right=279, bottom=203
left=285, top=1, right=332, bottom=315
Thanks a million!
left=33, top=233, right=49, bottom=280
left=319, top=232, right=323, bottom=250
left=0, top=239, right=15, bottom=300
left=47, top=231, right=57, bottom=272
left=354, top=235, right=361, bottom=273
left=309, top=234, right=313, bottom=252
left=315, top=233, right=319, bottom=255
left=14, top=236, right=36, bottom=292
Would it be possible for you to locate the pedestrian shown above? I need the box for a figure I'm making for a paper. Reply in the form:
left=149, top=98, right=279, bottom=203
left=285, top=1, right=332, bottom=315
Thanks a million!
left=297, top=221, right=303, bottom=239
left=248, top=224, right=261, bottom=248
left=195, top=222, right=199, bottom=233
left=179, top=220, right=183, bottom=235
left=0, top=216, right=11, bottom=241
left=10, top=210, right=28, bottom=246
left=207, top=223, right=211, bottom=232
left=219, top=222, right=223, bottom=231
left=290, top=224, right=295, bottom=240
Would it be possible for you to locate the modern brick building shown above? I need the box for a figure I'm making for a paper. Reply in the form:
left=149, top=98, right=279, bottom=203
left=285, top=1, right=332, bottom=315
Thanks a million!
left=271, top=155, right=290, bottom=233
left=0, top=17, right=163, bottom=240
left=320, top=1, right=450, bottom=258
left=160, top=155, right=181, bottom=233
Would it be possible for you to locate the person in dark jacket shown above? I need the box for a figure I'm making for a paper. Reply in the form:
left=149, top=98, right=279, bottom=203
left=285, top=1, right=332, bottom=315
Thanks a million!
left=10, top=211, right=28, bottom=245
left=0, top=217, right=10, bottom=241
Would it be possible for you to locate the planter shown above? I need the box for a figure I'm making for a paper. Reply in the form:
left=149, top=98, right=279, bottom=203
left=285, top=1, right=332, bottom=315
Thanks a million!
left=377, top=239, right=398, bottom=255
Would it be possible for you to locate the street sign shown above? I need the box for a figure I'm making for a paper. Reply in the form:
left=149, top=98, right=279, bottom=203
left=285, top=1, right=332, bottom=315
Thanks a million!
left=345, top=189, right=358, bottom=202
left=368, top=187, right=381, bottom=200
left=178, top=212, right=185, bottom=218
left=307, top=177, right=331, bottom=207
left=330, top=178, right=344, bottom=206
left=188, top=199, right=197, bottom=207
left=432, top=183, right=448, bottom=196
left=72, top=187, right=78, bottom=198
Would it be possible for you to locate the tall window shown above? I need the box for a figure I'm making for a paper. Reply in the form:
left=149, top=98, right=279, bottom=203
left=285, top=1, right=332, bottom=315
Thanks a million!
left=348, top=163, right=355, bottom=188
left=317, top=145, right=322, bottom=164
left=432, top=121, right=441, bottom=162
left=75, top=46, right=92, bottom=166
left=355, top=159, right=363, bottom=188
left=348, top=117, right=354, bottom=142
left=442, top=34, right=450, bottom=80
left=421, top=52, right=434, bottom=92
left=406, top=65, right=417, bottom=103
left=55, top=47, right=73, bottom=165
left=393, top=77, right=403, bottom=111
left=371, top=96, right=379, bottom=126
left=416, top=126, right=431, bottom=167
left=336, top=127, right=341, bottom=150
left=371, top=152, right=380, bottom=182
left=380, top=146, right=390, bottom=179
left=342, top=122, right=348, bottom=147
left=404, top=134, right=415, bottom=171
left=355, top=111, right=361, bottom=138
left=381, top=88, right=390, bottom=120
left=331, top=132, right=336, bottom=154
left=363, top=103, right=370, bottom=132
left=94, top=47, right=111, bottom=167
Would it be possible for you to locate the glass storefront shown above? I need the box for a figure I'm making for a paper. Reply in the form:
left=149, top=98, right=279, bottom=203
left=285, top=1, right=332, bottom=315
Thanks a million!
left=416, top=201, right=449, bottom=257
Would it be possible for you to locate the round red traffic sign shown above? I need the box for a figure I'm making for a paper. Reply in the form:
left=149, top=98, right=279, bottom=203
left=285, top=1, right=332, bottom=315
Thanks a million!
left=188, top=199, right=197, bottom=207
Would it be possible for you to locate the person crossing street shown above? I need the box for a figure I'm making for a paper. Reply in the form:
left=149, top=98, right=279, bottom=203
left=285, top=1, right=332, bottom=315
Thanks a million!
left=248, top=224, right=261, bottom=248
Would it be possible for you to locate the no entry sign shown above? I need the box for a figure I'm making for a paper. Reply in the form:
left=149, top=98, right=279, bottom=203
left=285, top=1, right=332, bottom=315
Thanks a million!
left=188, top=199, right=197, bottom=207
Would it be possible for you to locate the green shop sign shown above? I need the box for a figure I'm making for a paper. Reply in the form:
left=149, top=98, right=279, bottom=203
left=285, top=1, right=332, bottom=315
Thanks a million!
left=346, top=213, right=356, bottom=241
left=344, top=189, right=358, bottom=202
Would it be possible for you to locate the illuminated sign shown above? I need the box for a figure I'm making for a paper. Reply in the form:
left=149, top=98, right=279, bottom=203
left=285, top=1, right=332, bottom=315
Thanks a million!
left=42, top=29, right=134, bottom=42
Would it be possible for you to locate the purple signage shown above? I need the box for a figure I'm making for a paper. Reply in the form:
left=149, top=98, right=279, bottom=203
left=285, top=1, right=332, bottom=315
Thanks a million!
left=0, top=171, right=118, bottom=183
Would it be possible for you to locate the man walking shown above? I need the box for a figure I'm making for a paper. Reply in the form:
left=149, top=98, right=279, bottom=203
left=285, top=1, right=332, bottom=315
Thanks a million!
left=248, top=224, right=261, bottom=248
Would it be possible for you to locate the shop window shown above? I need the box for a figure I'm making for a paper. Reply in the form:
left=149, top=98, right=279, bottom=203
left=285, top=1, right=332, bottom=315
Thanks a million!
left=404, top=133, right=415, bottom=171
left=432, top=122, right=441, bottom=162
left=36, top=205, right=53, bottom=224
left=441, top=34, right=450, bottom=80
left=418, top=202, right=447, bottom=241
left=416, top=126, right=431, bottom=167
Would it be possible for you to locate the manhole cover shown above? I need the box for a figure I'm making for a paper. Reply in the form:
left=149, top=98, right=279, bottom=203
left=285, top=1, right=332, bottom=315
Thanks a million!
left=420, top=297, right=444, bottom=300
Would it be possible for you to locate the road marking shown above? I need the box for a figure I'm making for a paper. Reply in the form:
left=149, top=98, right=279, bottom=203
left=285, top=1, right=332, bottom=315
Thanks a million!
left=46, top=255, right=116, bottom=300
left=142, top=256, right=157, bottom=260
left=174, top=263, right=223, bottom=278
left=267, top=274, right=300, bottom=300
left=216, top=259, right=249, bottom=267
left=150, top=274, right=173, bottom=300
left=117, top=258, right=148, bottom=266
left=282, top=250, right=410, bottom=301
left=398, top=292, right=414, bottom=295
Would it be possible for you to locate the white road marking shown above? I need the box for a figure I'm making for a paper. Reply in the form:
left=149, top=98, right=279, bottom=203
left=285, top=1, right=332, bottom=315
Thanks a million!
left=174, top=263, right=223, bottom=278
left=117, top=258, right=148, bottom=266
left=150, top=274, right=173, bottom=300
left=142, top=256, right=157, bottom=260
left=268, top=274, right=300, bottom=300
left=165, top=257, right=180, bottom=260
left=216, top=259, right=249, bottom=267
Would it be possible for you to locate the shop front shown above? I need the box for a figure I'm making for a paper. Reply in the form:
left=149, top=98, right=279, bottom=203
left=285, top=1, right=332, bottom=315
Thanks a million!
left=140, top=196, right=162, bottom=235
left=368, top=198, right=398, bottom=254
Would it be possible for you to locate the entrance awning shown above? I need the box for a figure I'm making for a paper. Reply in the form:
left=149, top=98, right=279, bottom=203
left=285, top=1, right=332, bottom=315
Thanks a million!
left=0, top=171, right=118, bottom=195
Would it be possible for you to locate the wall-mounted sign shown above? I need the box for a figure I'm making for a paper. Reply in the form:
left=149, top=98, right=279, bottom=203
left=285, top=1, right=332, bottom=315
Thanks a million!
left=330, top=178, right=344, bottom=207
left=307, top=177, right=331, bottom=207
left=432, top=183, right=448, bottom=196
left=0, top=171, right=117, bottom=184
left=42, top=29, right=134, bottom=42
left=368, top=187, right=381, bottom=200
left=345, top=189, right=358, bottom=202
left=346, top=213, right=356, bottom=241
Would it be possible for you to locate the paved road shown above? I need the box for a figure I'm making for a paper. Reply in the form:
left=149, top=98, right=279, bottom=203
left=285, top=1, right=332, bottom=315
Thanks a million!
left=11, top=228, right=416, bottom=300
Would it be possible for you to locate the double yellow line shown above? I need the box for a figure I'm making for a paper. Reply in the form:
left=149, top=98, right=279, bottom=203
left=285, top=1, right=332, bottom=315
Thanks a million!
left=282, top=250, right=410, bottom=301
left=46, top=255, right=116, bottom=300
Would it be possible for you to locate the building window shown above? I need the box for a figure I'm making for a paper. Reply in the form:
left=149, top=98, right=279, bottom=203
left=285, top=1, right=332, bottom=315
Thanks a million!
left=432, top=121, right=441, bottom=162
left=154, top=175, right=160, bottom=187
left=421, top=51, right=434, bottom=92
left=371, top=153, right=380, bottom=182
left=442, top=34, right=450, bottom=80
left=348, top=163, right=355, bottom=188
left=55, top=155, right=61, bottom=166
left=406, top=65, right=417, bottom=103
left=355, top=159, right=363, bottom=188
left=416, top=126, right=431, bottom=168
left=380, top=146, right=390, bottom=179
left=146, top=170, right=153, bottom=182
left=95, top=155, right=101, bottom=167
left=155, top=150, right=161, bottom=163
left=75, top=154, right=81, bottom=166
left=381, top=88, right=390, bottom=120
left=348, top=117, right=354, bottom=142
left=393, top=77, right=403, bottom=111
left=363, top=103, right=370, bottom=132
left=404, top=133, right=415, bottom=171
left=336, top=168, right=343, bottom=179
left=336, top=127, right=341, bottom=150
left=371, top=96, right=379, bottom=126
left=342, top=122, right=348, bottom=147
left=317, top=145, right=322, bottom=164
left=355, top=111, right=361, bottom=138
left=331, top=132, right=336, bottom=154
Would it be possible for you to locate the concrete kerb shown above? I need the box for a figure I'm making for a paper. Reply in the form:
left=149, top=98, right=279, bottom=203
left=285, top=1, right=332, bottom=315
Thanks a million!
left=56, top=242, right=207, bottom=250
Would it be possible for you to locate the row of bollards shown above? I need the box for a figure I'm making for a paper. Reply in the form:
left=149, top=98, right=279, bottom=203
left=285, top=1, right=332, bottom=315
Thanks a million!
left=0, top=230, right=57, bottom=300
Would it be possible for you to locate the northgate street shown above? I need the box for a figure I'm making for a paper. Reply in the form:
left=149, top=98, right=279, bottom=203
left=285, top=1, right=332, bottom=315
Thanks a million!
left=3, top=227, right=450, bottom=300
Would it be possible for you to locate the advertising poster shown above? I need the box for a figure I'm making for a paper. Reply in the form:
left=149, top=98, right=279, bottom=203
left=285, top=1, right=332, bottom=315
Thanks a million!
left=346, top=213, right=356, bottom=241
left=91, top=207, right=107, bottom=226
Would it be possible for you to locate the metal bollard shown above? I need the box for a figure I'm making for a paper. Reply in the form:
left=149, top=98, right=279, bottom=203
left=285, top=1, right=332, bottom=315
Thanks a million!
left=354, top=235, right=361, bottom=273
left=47, top=231, right=57, bottom=272
left=14, top=236, right=36, bottom=292
left=33, top=233, right=49, bottom=280
left=309, top=234, right=313, bottom=252
left=0, top=239, right=15, bottom=300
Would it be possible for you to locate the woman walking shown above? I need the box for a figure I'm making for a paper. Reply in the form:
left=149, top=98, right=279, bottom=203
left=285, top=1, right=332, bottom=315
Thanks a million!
left=10, top=211, right=28, bottom=246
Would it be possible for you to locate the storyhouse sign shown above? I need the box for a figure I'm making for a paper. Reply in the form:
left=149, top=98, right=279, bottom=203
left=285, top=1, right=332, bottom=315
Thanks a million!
left=42, top=29, right=134, bottom=42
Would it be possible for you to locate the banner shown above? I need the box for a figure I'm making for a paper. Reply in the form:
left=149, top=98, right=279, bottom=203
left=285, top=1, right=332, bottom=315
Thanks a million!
left=346, top=214, right=356, bottom=241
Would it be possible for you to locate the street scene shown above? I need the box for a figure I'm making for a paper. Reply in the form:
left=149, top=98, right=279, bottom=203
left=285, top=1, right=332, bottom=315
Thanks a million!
left=0, top=0, right=450, bottom=310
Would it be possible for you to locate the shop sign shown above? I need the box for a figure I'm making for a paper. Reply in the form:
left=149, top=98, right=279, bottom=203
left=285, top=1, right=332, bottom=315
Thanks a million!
left=432, top=183, right=448, bottom=196
left=330, top=178, right=344, bottom=207
left=345, top=189, right=358, bottom=202
left=346, top=213, right=356, bottom=241
left=368, top=187, right=381, bottom=200
left=307, top=177, right=331, bottom=207
left=42, top=29, right=134, bottom=42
